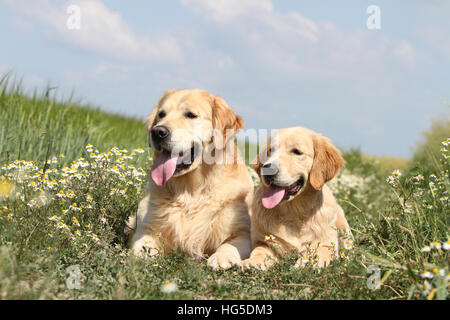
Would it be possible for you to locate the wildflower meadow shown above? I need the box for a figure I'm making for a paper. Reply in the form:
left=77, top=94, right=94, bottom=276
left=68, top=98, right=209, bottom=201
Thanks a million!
left=0, top=80, right=448, bottom=300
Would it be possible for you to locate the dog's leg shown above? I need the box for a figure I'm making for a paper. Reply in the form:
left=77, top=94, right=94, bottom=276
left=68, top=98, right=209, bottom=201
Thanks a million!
left=295, top=231, right=339, bottom=268
left=130, top=195, right=162, bottom=258
left=295, top=244, right=337, bottom=268
left=241, top=245, right=277, bottom=271
left=124, top=215, right=136, bottom=240
left=207, top=235, right=251, bottom=270
left=336, top=205, right=354, bottom=250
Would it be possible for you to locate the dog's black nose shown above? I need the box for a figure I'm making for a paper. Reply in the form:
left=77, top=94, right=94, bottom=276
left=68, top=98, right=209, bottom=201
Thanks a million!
left=151, top=125, right=170, bottom=144
left=261, top=163, right=279, bottom=183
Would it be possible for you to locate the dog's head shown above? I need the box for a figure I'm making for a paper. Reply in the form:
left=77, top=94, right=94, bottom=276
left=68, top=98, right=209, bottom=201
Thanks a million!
left=146, top=89, right=244, bottom=186
left=253, top=127, right=344, bottom=209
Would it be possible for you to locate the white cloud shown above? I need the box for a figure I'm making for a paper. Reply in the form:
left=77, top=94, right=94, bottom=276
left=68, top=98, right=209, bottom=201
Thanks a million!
left=64, top=62, right=130, bottom=86
left=182, top=0, right=319, bottom=42
left=181, top=0, right=416, bottom=76
left=181, top=0, right=273, bottom=23
left=93, top=62, right=129, bottom=76
left=177, top=0, right=429, bottom=158
left=5, top=0, right=182, bottom=62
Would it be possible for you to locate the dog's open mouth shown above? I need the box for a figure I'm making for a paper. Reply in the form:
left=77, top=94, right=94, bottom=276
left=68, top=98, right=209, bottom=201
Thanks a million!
left=261, top=177, right=305, bottom=209
left=175, top=145, right=198, bottom=172
left=151, top=145, right=200, bottom=187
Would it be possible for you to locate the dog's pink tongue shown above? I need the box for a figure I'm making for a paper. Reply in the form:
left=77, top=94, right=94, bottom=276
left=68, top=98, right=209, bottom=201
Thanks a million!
left=262, top=186, right=285, bottom=209
left=151, top=151, right=178, bottom=186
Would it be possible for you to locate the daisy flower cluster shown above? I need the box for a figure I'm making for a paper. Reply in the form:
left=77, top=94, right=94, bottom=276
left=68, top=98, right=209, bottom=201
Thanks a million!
left=328, top=169, right=381, bottom=212
left=420, top=267, right=449, bottom=299
left=409, top=171, right=449, bottom=211
left=386, top=138, right=449, bottom=213
left=0, top=145, right=148, bottom=253
left=0, top=205, right=13, bottom=220
left=329, top=169, right=378, bottom=199
left=386, top=169, right=402, bottom=187
left=441, top=138, right=449, bottom=159
left=420, top=268, right=449, bottom=281
left=264, top=234, right=282, bottom=250
left=338, top=242, right=355, bottom=267
left=419, top=241, right=450, bottom=297
left=420, top=241, right=450, bottom=253
left=375, top=139, right=449, bottom=299
left=410, top=140, right=449, bottom=299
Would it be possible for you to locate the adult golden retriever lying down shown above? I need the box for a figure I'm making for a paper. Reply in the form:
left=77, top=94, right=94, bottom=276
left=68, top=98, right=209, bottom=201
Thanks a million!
left=241, top=127, right=353, bottom=270
left=129, top=89, right=253, bottom=270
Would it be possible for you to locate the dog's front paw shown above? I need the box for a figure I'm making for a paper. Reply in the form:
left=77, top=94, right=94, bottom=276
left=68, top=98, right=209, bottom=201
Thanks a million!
left=131, top=239, right=161, bottom=259
left=133, top=246, right=160, bottom=259
left=241, top=256, right=271, bottom=271
left=207, top=249, right=241, bottom=270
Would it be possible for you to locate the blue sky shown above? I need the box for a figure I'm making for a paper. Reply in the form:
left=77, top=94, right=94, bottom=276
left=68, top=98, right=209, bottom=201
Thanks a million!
left=1, top=0, right=449, bottom=157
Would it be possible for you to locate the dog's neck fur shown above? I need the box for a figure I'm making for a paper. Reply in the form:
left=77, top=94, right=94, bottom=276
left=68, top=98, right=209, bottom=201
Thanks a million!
left=277, top=183, right=324, bottom=218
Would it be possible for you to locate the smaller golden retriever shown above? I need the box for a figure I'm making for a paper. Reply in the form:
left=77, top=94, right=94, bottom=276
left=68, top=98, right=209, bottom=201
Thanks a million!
left=241, top=127, right=353, bottom=270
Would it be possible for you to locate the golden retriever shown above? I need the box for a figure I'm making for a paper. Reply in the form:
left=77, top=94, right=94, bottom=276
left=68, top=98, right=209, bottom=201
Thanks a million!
left=241, top=127, right=353, bottom=270
left=129, top=89, right=253, bottom=269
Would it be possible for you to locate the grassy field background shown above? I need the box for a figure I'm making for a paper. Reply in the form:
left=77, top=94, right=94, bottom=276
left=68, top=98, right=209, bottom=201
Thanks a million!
left=0, top=76, right=448, bottom=300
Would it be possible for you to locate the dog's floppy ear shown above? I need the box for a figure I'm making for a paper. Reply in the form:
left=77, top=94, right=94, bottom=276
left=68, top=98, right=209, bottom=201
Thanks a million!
left=252, top=154, right=262, bottom=176
left=212, top=96, right=244, bottom=150
left=309, top=134, right=344, bottom=190
left=145, top=89, right=176, bottom=132
left=252, top=137, right=273, bottom=177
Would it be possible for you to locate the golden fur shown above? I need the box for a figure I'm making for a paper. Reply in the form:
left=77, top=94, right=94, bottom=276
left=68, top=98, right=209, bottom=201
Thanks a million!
left=241, top=127, right=353, bottom=270
left=129, top=89, right=253, bottom=269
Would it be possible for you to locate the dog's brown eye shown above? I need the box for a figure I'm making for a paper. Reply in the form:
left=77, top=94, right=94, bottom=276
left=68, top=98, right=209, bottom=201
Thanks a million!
left=158, top=111, right=166, bottom=119
left=291, top=148, right=303, bottom=155
left=185, top=111, right=198, bottom=119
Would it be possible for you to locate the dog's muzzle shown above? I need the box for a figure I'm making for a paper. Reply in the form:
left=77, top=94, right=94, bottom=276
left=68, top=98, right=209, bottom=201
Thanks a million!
left=261, top=163, right=279, bottom=184
left=151, top=125, right=171, bottom=149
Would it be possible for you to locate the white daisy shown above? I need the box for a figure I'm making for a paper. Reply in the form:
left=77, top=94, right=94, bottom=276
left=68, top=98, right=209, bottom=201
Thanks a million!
left=160, top=281, right=178, bottom=294
left=420, top=271, right=433, bottom=279
left=422, top=280, right=432, bottom=296
left=392, top=170, right=402, bottom=178
left=430, top=241, right=442, bottom=250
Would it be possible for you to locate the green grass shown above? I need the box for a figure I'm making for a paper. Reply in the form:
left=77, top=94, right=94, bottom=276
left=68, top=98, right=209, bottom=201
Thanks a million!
left=0, top=74, right=148, bottom=167
left=413, top=115, right=450, bottom=171
left=0, top=79, right=448, bottom=300
left=362, top=154, right=411, bottom=179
